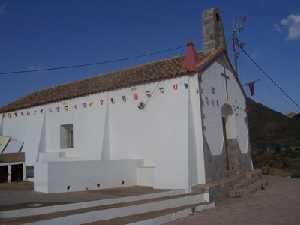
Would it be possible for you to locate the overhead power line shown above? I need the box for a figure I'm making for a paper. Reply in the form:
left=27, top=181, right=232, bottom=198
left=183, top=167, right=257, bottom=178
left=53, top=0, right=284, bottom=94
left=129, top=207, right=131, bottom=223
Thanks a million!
left=240, top=46, right=300, bottom=110
left=0, top=45, right=184, bottom=76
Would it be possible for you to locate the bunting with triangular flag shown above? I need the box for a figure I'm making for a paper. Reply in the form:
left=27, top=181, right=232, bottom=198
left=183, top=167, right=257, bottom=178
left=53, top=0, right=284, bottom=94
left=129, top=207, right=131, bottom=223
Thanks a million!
left=145, top=91, right=152, bottom=98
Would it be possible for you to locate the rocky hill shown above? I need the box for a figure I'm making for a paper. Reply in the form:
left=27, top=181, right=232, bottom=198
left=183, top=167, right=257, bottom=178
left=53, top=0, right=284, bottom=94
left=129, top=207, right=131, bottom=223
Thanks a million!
left=247, top=98, right=300, bottom=147
left=247, top=98, right=300, bottom=177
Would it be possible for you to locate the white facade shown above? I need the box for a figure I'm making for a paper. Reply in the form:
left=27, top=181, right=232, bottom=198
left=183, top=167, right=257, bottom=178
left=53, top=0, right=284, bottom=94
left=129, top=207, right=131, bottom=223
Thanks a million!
left=0, top=57, right=251, bottom=193
left=201, top=62, right=249, bottom=156
left=34, top=159, right=143, bottom=193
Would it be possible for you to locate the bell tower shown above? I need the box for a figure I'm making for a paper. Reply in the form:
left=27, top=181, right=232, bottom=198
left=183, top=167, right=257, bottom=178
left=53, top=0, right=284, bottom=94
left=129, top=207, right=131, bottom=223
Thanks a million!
left=202, top=8, right=227, bottom=54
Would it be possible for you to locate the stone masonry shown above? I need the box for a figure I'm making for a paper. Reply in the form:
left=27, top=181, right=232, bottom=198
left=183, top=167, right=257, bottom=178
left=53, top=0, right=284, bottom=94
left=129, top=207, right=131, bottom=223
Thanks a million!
left=202, top=8, right=227, bottom=54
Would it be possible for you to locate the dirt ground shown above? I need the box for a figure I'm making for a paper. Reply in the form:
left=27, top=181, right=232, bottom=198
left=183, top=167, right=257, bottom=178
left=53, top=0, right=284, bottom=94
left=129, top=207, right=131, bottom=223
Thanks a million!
left=167, top=176, right=300, bottom=225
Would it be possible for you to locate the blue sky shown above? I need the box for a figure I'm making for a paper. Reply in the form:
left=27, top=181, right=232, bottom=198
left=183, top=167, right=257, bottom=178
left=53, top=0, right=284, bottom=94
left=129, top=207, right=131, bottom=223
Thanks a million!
left=0, top=0, right=299, bottom=114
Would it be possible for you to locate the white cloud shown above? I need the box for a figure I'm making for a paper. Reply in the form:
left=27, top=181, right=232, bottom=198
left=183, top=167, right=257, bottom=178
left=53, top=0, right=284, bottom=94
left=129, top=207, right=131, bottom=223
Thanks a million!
left=273, top=24, right=282, bottom=33
left=0, top=2, right=7, bottom=15
left=279, top=14, right=300, bottom=40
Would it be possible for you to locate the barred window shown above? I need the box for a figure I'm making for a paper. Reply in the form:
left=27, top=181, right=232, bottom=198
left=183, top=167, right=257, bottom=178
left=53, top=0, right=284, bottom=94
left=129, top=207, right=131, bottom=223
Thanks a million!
left=60, top=124, right=74, bottom=148
left=26, top=166, right=34, bottom=178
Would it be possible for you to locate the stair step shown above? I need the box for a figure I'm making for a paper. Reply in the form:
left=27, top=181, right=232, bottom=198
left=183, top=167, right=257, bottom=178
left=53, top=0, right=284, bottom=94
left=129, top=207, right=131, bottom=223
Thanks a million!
left=1, top=193, right=208, bottom=225
left=81, top=202, right=215, bottom=225
left=0, top=190, right=185, bottom=219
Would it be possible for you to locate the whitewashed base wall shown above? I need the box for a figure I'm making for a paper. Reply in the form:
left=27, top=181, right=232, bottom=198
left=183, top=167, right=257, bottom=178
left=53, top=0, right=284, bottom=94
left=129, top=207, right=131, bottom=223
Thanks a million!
left=34, top=159, right=143, bottom=193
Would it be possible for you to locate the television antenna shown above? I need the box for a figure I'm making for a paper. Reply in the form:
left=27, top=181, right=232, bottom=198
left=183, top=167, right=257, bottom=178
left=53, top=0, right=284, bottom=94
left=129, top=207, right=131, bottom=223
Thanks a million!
left=232, top=16, right=247, bottom=74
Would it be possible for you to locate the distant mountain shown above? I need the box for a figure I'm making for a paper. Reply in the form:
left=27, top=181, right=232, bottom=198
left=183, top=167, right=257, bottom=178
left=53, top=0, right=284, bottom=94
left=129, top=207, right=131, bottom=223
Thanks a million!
left=247, top=98, right=300, bottom=176
left=294, top=113, right=300, bottom=120
left=287, top=112, right=297, bottom=118
left=246, top=98, right=300, bottom=147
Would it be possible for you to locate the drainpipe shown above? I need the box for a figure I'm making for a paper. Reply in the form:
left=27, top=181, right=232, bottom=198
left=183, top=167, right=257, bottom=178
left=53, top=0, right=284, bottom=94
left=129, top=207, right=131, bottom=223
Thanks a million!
left=8, top=164, right=11, bottom=183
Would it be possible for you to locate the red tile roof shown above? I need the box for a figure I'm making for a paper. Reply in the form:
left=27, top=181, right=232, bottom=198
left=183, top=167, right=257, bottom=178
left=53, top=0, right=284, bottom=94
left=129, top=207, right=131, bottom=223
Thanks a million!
left=0, top=48, right=225, bottom=113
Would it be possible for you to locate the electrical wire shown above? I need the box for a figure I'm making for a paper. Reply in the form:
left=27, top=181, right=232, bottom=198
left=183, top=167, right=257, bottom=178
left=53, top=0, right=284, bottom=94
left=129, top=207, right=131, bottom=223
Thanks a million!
left=0, top=45, right=184, bottom=75
left=240, top=46, right=300, bottom=110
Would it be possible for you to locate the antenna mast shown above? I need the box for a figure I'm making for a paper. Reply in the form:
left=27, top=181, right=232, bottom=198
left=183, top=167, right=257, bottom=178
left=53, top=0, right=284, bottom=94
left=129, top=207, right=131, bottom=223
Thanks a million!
left=232, top=16, right=246, bottom=74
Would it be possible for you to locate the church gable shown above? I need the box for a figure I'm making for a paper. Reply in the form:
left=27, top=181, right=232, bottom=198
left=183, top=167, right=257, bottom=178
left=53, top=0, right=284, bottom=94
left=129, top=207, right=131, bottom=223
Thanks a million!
left=199, top=56, right=251, bottom=182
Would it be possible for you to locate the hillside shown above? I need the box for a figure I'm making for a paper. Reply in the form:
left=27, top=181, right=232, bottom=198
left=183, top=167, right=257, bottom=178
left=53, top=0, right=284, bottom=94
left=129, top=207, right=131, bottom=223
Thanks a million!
left=247, top=98, right=300, bottom=177
left=247, top=98, right=300, bottom=147
left=294, top=113, right=300, bottom=120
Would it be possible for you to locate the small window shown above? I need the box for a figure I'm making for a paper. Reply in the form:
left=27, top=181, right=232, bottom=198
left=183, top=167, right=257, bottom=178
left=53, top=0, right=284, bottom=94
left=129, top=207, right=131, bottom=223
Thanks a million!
left=26, top=166, right=34, bottom=178
left=211, top=87, right=216, bottom=94
left=60, top=124, right=74, bottom=148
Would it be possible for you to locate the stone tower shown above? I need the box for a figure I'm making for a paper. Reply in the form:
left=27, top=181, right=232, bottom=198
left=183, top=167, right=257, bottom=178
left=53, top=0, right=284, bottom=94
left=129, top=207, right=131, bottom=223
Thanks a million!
left=202, top=8, right=227, bottom=54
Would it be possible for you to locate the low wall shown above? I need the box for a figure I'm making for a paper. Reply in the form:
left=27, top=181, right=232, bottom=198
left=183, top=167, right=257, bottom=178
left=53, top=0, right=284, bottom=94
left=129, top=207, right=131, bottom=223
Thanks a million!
left=137, top=167, right=154, bottom=187
left=34, top=159, right=143, bottom=193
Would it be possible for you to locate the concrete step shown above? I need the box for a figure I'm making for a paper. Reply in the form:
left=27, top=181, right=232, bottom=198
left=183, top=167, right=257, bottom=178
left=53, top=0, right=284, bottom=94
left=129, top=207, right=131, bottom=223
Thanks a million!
left=80, top=202, right=215, bottom=225
left=0, top=192, right=211, bottom=225
left=0, top=190, right=185, bottom=219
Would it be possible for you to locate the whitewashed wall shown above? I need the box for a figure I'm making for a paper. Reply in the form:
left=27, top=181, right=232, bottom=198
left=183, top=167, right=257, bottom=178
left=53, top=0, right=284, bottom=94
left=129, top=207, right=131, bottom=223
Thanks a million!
left=34, top=159, right=142, bottom=193
left=109, top=77, right=190, bottom=190
left=0, top=115, right=3, bottom=135
left=187, top=75, right=206, bottom=187
left=200, top=61, right=249, bottom=155
left=2, top=109, right=44, bottom=164
left=1, top=74, right=207, bottom=191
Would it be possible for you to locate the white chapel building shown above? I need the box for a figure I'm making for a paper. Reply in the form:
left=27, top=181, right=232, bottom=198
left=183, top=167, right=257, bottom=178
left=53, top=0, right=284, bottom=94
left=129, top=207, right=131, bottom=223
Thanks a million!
left=0, top=8, right=253, bottom=193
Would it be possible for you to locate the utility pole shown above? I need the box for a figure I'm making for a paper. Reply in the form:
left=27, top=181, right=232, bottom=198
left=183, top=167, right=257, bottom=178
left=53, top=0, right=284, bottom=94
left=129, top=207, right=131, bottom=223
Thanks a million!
left=232, top=16, right=246, bottom=74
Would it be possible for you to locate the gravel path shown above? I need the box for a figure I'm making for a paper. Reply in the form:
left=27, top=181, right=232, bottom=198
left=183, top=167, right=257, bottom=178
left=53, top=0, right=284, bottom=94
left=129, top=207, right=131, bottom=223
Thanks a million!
left=167, top=176, right=300, bottom=225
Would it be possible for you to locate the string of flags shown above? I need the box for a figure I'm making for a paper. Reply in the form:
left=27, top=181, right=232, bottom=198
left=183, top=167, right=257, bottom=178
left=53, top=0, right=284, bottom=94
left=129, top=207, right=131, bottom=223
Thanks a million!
left=204, top=95, right=245, bottom=114
left=2, top=82, right=192, bottom=119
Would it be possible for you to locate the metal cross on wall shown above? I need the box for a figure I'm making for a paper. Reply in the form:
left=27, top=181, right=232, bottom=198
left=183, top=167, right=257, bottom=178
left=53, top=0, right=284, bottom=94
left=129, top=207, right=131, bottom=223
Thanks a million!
left=221, top=67, right=230, bottom=101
